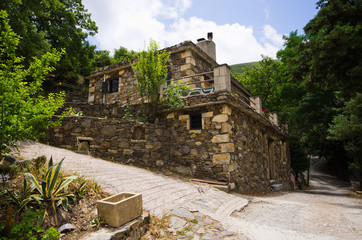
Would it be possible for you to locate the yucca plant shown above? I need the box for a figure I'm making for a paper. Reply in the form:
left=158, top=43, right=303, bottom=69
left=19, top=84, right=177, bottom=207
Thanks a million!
left=24, top=157, right=76, bottom=227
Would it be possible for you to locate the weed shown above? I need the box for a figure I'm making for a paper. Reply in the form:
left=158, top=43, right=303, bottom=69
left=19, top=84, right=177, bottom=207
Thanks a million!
left=190, top=218, right=198, bottom=224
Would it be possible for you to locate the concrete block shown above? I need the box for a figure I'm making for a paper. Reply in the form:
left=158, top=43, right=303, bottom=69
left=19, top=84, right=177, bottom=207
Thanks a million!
left=97, top=193, right=143, bottom=228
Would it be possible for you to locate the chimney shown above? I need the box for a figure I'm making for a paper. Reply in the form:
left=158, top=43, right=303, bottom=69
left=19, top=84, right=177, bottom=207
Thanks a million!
left=207, top=32, right=213, bottom=41
left=196, top=32, right=216, bottom=62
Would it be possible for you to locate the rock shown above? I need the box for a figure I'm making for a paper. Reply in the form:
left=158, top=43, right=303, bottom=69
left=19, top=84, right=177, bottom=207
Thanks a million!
left=212, top=114, right=228, bottom=123
left=212, top=153, right=231, bottom=165
left=220, top=143, right=235, bottom=153
left=211, top=134, right=230, bottom=143
left=0, top=154, right=18, bottom=171
left=196, top=226, right=205, bottom=234
left=4, top=154, right=17, bottom=165
left=58, top=223, right=76, bottom=233
left=169, top=216, right=187, bottom=230
left=172, top=208, right=194, bottom=220
left=193, top=235, right=200, bottom=240
left=193, top=212, right=204, bottom=219
left=210, top=236, right=221, bottom=240
left=219, top=231, right=233, bottom=237
left=202, top=233, right=212, bottom=240
left=271, top=184, right=283, bottom=191
left=181, top=145, right=190, bottom=154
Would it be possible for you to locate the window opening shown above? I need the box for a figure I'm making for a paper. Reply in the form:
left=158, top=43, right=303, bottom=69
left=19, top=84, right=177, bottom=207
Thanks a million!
left=190, top=112, right=202, bottom=130
left=109, top=78, right=119, bottom=93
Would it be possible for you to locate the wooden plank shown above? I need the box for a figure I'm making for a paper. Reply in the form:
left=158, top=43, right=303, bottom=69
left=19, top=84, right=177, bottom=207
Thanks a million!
left=191, top=178, right=228, bottom=185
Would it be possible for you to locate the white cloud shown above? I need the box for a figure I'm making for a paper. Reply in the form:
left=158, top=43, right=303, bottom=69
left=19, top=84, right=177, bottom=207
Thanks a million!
left=84, top=0, right=284, bottom=64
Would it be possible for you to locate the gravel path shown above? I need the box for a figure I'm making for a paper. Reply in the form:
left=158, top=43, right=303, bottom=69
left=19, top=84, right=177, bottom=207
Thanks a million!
left=17, top=141, right=362, bottom=240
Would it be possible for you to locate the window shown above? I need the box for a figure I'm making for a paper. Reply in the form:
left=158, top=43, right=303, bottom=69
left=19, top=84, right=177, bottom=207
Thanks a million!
left=166, top=71, right=172, bottom=86
left=190, top=112, right=202, bottom=130
left=109, top=78, right=119, bottom=93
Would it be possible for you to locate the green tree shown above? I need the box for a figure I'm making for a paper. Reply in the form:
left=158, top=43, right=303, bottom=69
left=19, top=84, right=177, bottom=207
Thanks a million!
left=0, top=0, right=98, bottom=85
left=276, top=0, right=362, bottom=180
left=303, top=0, right=362, bottom=96
left=235, top=56, right=283, bottom=111
left=0, top=10, right=64, bottom=157
left=94, top=50, right=112, bottom=68
left=131, top=39, right=170, bottom=122
left=113, top=46, right=137, bottom=63
left=328, top=93, right=362, bottom=189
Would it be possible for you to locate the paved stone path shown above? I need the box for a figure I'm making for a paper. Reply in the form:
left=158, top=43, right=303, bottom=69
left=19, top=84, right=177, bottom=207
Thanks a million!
left=17, top=141, right=248, bottom=218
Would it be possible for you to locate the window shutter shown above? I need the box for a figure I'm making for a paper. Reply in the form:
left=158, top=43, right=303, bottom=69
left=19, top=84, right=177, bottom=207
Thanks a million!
left=102, top=81, right=108, bottom=94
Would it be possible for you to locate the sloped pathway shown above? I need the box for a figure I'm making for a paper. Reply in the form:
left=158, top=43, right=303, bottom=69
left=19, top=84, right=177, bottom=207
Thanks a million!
left=17, top=141, right=248, bottom=218
left=18, top=141, right=362, bottom=240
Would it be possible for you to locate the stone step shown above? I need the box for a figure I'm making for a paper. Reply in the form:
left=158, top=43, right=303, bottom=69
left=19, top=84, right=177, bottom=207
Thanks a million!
left=215, top=195, right=248, bottom=218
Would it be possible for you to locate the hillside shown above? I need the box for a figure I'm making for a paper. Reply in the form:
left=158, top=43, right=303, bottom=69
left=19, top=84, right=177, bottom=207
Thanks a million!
left=230, top=61, right=259, bottom=76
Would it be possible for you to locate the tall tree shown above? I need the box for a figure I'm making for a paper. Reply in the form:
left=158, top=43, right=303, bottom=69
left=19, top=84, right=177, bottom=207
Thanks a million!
left=235, top=56, right=282, bottom=111
left=94, top=50, right=112, bottom=68
left=113, top=46, right=137, bottom=63
left=0, top=0, right=98, bottom=85
left=277, top=0, right=362, bottom=180
left=303, top=0, right=362, bottom=96
left=328, top=93, right=362, bottom=189
left=132, top=40, right=170, bottom=122
left=0, top=11, right=64, bottom=157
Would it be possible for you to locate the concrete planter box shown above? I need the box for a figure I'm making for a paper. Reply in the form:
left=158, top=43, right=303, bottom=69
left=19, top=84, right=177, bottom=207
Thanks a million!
left=97, top=192, right=142, bottom=227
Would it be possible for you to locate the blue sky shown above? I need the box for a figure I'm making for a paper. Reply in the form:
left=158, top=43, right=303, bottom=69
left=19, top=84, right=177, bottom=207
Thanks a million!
left=84, top=0, right=318, bottom=64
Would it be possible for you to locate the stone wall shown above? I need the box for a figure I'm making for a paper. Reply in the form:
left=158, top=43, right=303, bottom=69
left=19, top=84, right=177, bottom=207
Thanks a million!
left=44, top=97, right=290, bottom=193
left=88, top=41, right=216, bottom=105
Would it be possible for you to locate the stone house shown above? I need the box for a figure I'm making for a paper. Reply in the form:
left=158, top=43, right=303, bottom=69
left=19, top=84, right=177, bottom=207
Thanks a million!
left=45, top=33, right=291, bottom=193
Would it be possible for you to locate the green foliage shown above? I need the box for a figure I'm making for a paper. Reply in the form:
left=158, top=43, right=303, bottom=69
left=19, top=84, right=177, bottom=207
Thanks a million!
left=63, top=107, right=83, bottom=117
left=113, top=46, right=137, bottom=63
left=290, top=137, right=309, bottom=174
left=72, top=178, right=87, bottom=202
left=328, top=93, right=362, bottom=153
left=91, top=215, right=103, bottom=231
left=235, top=56, right=283, bottom=111
left=328, top=93, right=362, bottom=188
left=275, top=0, right=362, bottom=180
left=41, top=227, right=61, bottom=240
left=5, top=177, right=35, bottom=214
left=1, top=209, right=59, bottom=240
left=230, top=61, right=259, bottom=76
left=161, top=80, right=189, bottom=109
left=6, top=209, right=44, bottom=240
left=132, top=39, right=170, bottom=122
left=25, top=157, right=76, bottom=226
left=0, top=0, right=98, bottom=84
left=0, top=11, right=65, bottom=157
left=303, top=0, right=362, bottom=96
left=94, top=50, right=112, bottom=69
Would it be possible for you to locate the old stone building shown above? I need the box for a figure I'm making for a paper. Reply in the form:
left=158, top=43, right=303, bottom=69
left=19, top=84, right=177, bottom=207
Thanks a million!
left=44, top=33, right=291, bottom=193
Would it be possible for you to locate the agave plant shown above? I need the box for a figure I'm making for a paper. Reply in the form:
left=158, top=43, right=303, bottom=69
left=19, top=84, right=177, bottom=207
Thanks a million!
left=5, top=177, right=35, bottom=213
left=24, top=157, right=76, bottom=227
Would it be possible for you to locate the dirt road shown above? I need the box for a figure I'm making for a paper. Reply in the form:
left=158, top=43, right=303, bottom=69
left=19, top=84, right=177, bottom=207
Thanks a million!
left=229, top=169, right=362, bottom=240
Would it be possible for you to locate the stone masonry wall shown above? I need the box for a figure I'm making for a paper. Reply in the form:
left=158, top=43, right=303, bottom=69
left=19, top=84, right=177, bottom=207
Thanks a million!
left=88, top=45, right=215, bottom=105
left=44, top=100, right=290, bottom=193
